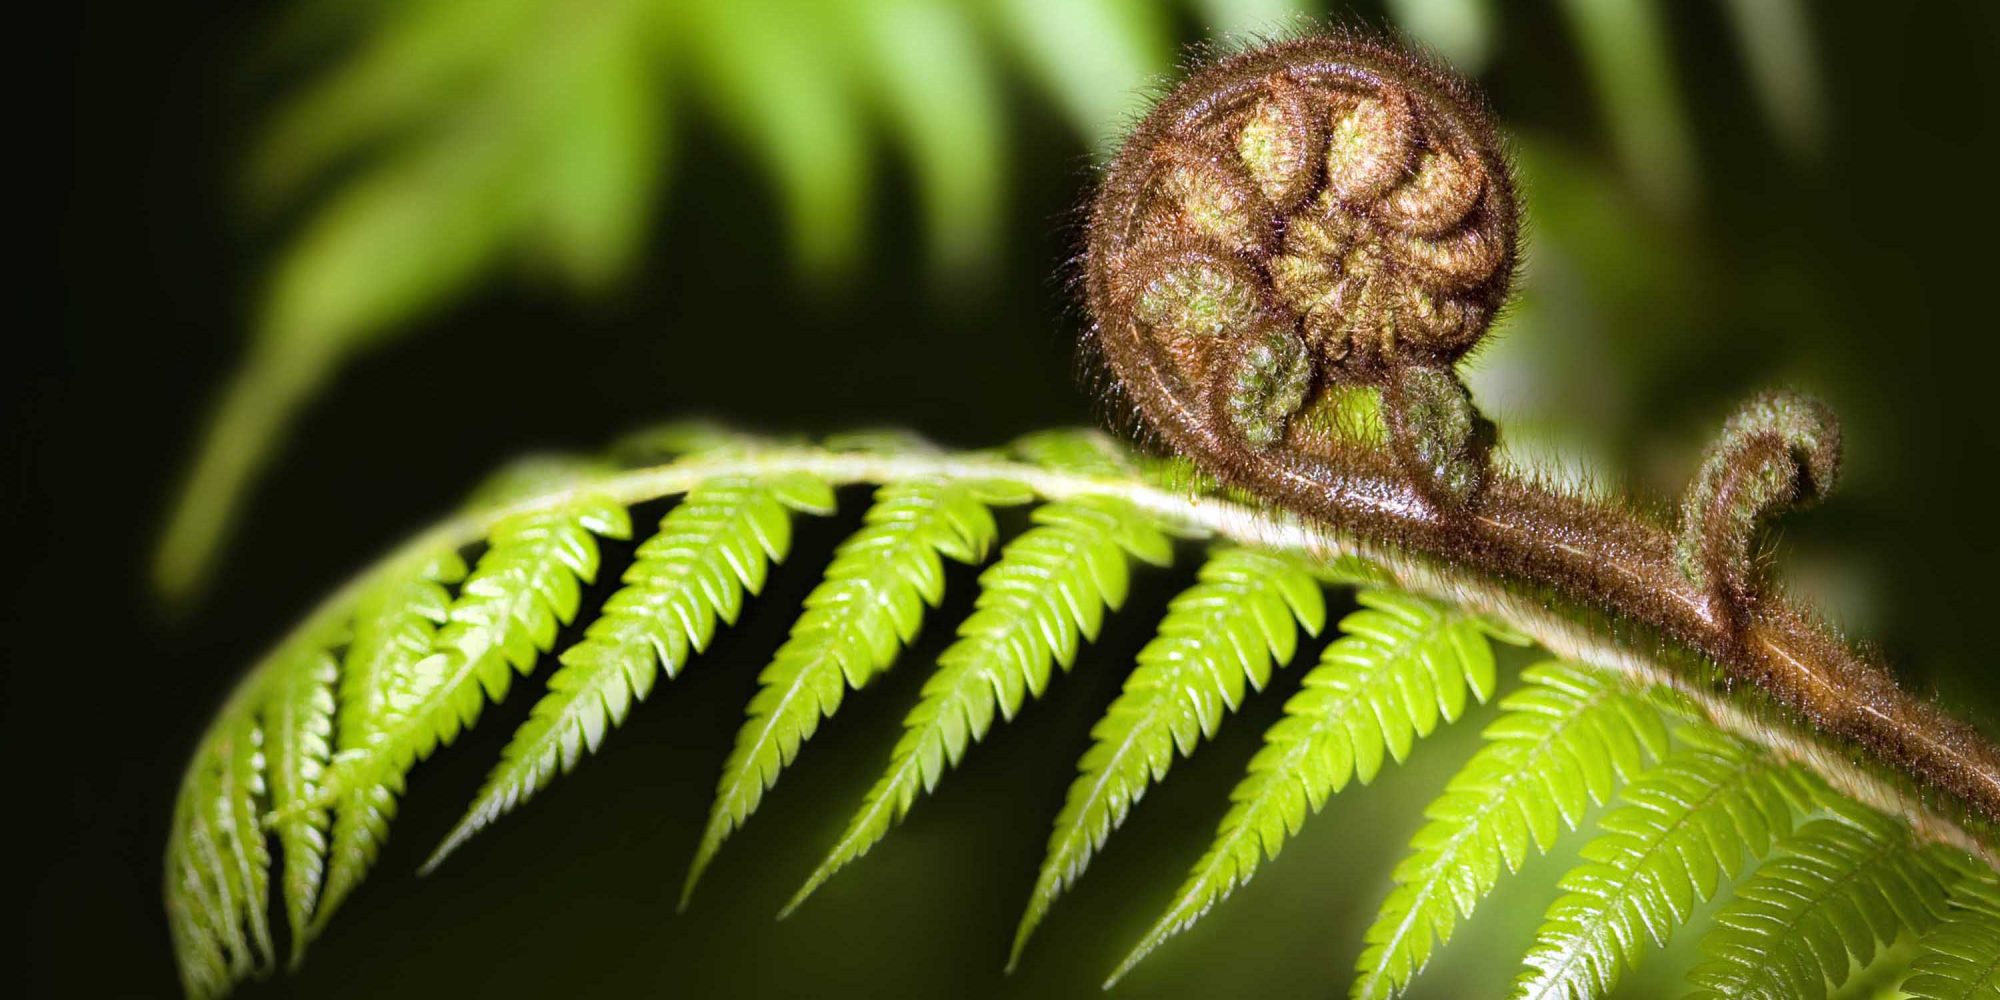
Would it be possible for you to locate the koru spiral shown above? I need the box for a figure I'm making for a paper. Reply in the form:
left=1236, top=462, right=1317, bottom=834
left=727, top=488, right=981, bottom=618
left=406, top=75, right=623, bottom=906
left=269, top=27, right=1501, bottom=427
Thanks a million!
left=1082, top=33, right=2000, bottom=832
left=1087, top=33, right=1514, bottom=512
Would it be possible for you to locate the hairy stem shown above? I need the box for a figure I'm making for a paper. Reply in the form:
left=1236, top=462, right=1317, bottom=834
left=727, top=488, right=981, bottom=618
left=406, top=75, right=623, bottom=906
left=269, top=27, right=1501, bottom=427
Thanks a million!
left=257, top=444, right=1998, bottom=865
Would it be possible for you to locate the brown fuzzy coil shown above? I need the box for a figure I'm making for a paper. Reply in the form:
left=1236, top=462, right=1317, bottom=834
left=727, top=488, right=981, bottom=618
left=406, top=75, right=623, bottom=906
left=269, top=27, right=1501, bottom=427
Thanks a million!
left=1079, top=32, right=2000, bottom=839
left=1087, top=32, right=1517, bottom=461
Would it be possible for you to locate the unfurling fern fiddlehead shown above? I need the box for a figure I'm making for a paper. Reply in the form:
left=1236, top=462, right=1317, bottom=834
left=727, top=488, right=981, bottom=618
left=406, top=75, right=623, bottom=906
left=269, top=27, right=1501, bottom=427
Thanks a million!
left=1081, top=32, right=2000, bottom=831
left=164, top=30, right=2000, bottom=1000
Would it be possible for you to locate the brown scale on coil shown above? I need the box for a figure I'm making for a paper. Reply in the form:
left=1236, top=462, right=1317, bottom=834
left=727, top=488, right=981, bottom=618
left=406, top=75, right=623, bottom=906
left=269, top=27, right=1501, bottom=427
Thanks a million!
left=1082, top=32, right=2000, bottom=840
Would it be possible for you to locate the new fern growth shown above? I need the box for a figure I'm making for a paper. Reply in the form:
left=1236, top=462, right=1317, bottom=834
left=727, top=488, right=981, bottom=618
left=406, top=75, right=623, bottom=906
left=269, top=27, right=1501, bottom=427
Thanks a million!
left=165, top=31, right=2000, bottom=1000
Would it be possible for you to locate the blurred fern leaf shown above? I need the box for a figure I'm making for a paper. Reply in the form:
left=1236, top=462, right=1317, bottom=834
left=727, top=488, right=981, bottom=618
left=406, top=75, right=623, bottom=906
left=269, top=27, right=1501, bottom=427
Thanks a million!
left=157, top=0, right=1829, bottom=651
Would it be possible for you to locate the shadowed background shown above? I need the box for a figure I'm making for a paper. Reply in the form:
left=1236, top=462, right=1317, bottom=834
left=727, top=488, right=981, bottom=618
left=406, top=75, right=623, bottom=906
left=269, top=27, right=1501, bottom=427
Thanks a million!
left=30, top=0, right=2000, bottom=996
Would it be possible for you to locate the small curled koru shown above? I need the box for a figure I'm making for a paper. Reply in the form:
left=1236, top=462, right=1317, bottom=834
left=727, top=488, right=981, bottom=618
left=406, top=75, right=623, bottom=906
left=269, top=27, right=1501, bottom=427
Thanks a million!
left=1676, top=391, right=1842, bottom=625
left=1087, top=32, right=1513, bottom=513
left=1085, top=33, right=2000, bottom=832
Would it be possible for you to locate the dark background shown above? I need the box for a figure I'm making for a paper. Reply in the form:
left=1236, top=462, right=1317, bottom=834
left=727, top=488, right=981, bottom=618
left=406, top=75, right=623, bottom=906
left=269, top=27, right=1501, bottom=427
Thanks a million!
left=30, top=1, right=2000, bottom=997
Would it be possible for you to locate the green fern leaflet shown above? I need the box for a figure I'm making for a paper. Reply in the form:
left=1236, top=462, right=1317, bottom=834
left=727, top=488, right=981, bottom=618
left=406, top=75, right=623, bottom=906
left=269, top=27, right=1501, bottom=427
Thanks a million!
left=1685, top=803, right=1951, bottom=999
left=683, top=475, right=1030, bottom=904
left=784, top=494, right=1173, bottom=915
left=1353, top=661, right=1670, bottom=999
left=425, top=474, right=837, bottom=870
left=1109, top=590, right=1509, bottom=985
left=259, top=641, right=340, bottom=965
left=1512, top=727, right=1813, bottom=1000
left=312, top=549, right=465, bottom=934
left=1009, top=546, right=1332, bottom=969
left=1903, top=865, right=2000, bottom=1000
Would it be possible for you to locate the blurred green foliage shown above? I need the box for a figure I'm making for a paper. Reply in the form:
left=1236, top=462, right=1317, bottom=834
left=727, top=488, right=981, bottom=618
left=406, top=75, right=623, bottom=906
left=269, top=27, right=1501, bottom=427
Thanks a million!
left=155, top=0, right=1820, bottom=610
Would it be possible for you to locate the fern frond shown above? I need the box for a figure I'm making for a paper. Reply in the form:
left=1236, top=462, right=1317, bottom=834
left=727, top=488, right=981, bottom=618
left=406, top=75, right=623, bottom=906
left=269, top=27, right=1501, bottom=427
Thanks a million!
left=1008, top=547, right=1330, bottom=969
left=1904, top=865, right=2000, bottom=1000
left=682, top=476, right=1028, bottom=905
left=1512, top=726, right=1810, bottom=1000
left=425, top=474, right=837, bottom=870
left=1685, top=804, right=1950, bottom=1000
left=312, top=550, right=466, bottom=933
left=1352, top=661, right=1670, bottom=1000
left=1108, top=590, right=1501, bottom=985
left=260, top=641, right=340, bottom=966
left=162, top=432, right=2000, bottom=998
left=165, top=691, right=272, bottom=997
left=165, top=786, right=230, bottom=998
left=324, top=495, right=630, bottom=801
left=783, top=494, right=1173, bottom=914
